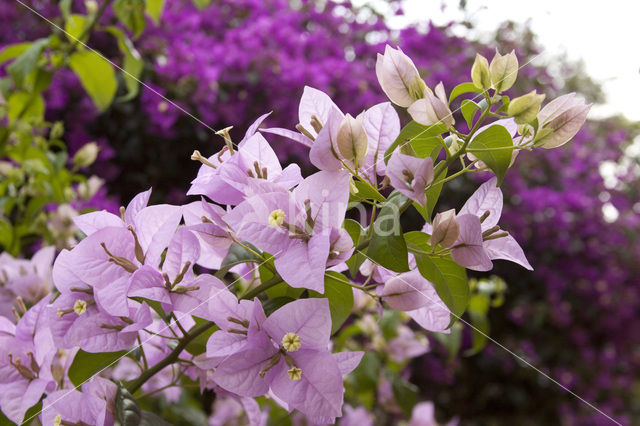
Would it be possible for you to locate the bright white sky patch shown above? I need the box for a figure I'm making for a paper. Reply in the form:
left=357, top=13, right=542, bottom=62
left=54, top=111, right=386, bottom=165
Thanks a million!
left=354, top=0, right=640, bottom=121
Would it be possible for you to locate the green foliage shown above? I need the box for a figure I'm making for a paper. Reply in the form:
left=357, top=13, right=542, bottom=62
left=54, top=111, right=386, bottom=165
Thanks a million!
left=68, top=50, right=118, bottom=112
left=69, top=349, right=128, bottom=387
left=192, top=0, right=213, bottom=9
left=64, top=14, right=88, bottom=43
left=461, top=99, right=480, bottom=129
left=216, top=242, right=263, bottom=278
left=185, top=317, right=218, bottom=355
left=116, top=383, right=143, bottom=426
left=385, top=121, right=447, bottom=163
left=413, top=254, right=469, bottom=325
left=343, top=218, right=366, bottom=276
left=0, top=117, right=95, bottom=254
left=467, top=124, right=514, bottom=185
left=114, top=0, right=147, bottom=38
left=448, top=81, right=481, bottom=104
left=310, top=272, right=354, bottom=334
left=145, top=0, right=166, bottom=24
left=366, top=192, right=410, bottom=272
left=6, top=38, right=49, bottom=88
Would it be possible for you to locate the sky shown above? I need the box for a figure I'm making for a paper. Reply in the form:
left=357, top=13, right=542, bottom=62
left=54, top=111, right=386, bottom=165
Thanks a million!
left=356, top=0, right=640, bottom=121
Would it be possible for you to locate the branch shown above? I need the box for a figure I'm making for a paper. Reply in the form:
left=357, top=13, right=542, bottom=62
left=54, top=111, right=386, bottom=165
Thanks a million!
left=126, top=321, right=215, bottom=393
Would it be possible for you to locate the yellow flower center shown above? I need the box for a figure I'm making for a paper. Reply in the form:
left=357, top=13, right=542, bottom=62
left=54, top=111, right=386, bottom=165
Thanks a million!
left=73, top=299, right=88, bottom=315
left=281, top=332, right=301, bottom=352
left=53, top=414, right=62, bottom=426
left=268, top=209, right=285, bottom=228
left=287, top=366, right=302, bottom=381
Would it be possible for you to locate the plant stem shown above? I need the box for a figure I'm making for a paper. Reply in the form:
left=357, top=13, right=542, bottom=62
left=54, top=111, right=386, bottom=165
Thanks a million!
left=73, top=0, right=114, bottom=48
left=431, top=99, right=494, bottom=185
left=127, top=321, right=215, bottom=393
left=239, top=274, right=284, bottom=300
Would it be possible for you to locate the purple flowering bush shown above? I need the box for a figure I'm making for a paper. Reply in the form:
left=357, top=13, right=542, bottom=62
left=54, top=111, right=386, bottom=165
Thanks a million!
left=0, top=41, right=590, bottom=424
left=1, top=0, right=636, bottom=424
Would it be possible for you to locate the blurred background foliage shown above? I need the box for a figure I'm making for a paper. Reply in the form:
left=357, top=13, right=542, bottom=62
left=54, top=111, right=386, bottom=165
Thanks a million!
left=1, top=0, right=638, bottom=424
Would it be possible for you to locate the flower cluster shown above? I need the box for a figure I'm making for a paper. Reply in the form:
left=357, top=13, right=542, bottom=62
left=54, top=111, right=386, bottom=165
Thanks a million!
left=0, top=43, right=589, bottom=424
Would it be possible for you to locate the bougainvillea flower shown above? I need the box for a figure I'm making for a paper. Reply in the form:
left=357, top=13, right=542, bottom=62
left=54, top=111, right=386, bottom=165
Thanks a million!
left=40, top=376, right=116, bottom=426
left=361, top=102, right=400, bottom=179
left=182, top=200, right=234, bottom=269
left=73, top=188, right=182, bottom=268
left=262, top=86, right=341, bottom=146
left=535, top=93, right=591, bottom=149
left=0, top=245, right=55, bottom=318
left=386, top=151, right=434, bottom=206
left=0, top=299, right=56, bottom=425
left=376, top=45, right=426, bottom=108
left=189, top=116, right=301, bottom=205
left=48, top=291, right=152, bottom=352
left=379, top=270, right=450, bottom=332
left=212, top=299, right=362, bottom=420
left=435, top=177, right=532, bottom=271
left=408, top=82, right=454, bottom=128
left=264, top=88, right=400, bottom=181
left=225, top=170, right=352, bottom=292
left=220, top=133, right=303, bottom=194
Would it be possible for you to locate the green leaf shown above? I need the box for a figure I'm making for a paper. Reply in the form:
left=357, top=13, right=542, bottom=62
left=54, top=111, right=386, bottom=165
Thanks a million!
left=192, top=0, right=212, bottom=9
left=59, top=0, right=72, bottom=20
left=343, top=219, right=366, bottom=277
left=414, top=165, right=447, bottom=222
left=6, top=38, right=49, bottom=87
left=0, top=217, right=13, bottom=251
left=263, top=296, right=294, bottom=316
left=114, top=0, right=147, bottom=37
left=464, top=294, right=490, bottom=356
left=467, top=124, right=513, bottom=185
left=351, top=179, right=385, bottom=202
left=264, top=281, right=304, bottom=300
left=410, top=135, right=443, bottom=161
left=391, top=375, right=419, bottom=417
left=140, top=410, right=173, bottom=426
left=404, top=230, right=430, bottom=251
left=310, top=271, right=354, bottom=334
left=0, top=42, right=31, bottom=64
left=68, top=50, right=117, bottom=112
left=366, top=192, right=409, bottom=272
left=461, top=99, right=480, bottom=129
left=184, top=317, right=217, bottom=355
left=414, top=254, right=468, bottom=324
left=448, top=82, right=481, bottom=104
left=106, top=27, right=144, bottom=101
left=64, top=14, right=88, bottom=43
left=384, top=121, right=447, bottom=164
left=216, top=242, right=262, bottom=278
left=145, top=0, right=165, bottom=24
left=69, top=349, right=127, bottom=387
left=434, top=322, right=463, bottom=360
left=7, top=92, right=44, bottom=122
left=116, top=383, right=142, bottom=426
left=351, top=352, right=381, bottom=389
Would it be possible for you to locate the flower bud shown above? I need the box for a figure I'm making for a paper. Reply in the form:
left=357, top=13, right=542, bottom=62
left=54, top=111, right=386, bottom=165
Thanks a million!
left=376, top=45, right=427, bottom=107
left=73, top=142, right=99, bottom=168
left=336, top=113, right=368, bottom=165
left=507, top=90, right=545, bottom=124
left=407, top=82, right=454, bottom=128
left=50, top=121, right=65, bottom=140
left=431, top=209, right=459, bottom=248
left=533, top=93, right=591, bottom=149
left=471, top=54, right=491, bottom=90
left=489, top=49, right=518, bottom=93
